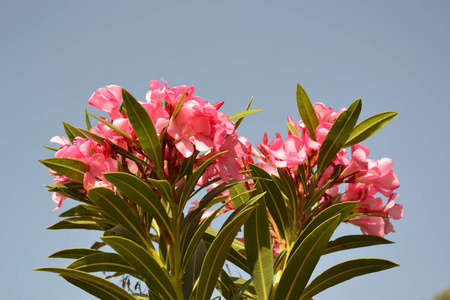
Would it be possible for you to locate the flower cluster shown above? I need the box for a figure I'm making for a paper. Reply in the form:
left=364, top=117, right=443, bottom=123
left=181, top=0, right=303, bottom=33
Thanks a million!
left=47, top=80, right=248, bottom=210
left=46, top=83, right=402, bottom=239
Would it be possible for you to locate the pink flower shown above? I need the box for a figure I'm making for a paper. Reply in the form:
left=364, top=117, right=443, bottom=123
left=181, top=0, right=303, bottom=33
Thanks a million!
left=88, top=85, right=123, bottom=120
left=83, top=154, right=117, bottom=190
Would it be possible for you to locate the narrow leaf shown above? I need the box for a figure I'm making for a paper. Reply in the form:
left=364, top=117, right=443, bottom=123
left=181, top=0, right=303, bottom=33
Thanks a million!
left=63, top=121, right=86, bottom=142
left=250, top=164, right=289, bottom=241
left=88, top=187, right=149, bottom=246
left=48, top=248, right=102, bottom=259
left=344, top=111, right=398, bottom=147
left=323, top=235, right=394, bottom=255
left=296, top=84, right=319, bottom=141
left=39, top=158, right=89, bottom=183
left=316, top=99, right=362, bottom=175
left=301, top=258, right=399, bottom=299
left=183, top=240, right=207, bottom=300
left=275, top=215, right=340, bottom=300
left=234, top=96, right=254, bottom=130
left=229, top=109, right=265, bottom=122
left=290, top=202, right=359, bottom=257
left=34, top=267, right=135, bottom=300
left=46, top=217, right=111, bottom=231
left=102, top=236, right=177, bottom=300
left=196, top=201, right=258, bottom=300
left=104, top=172, right=172, bottom=237
left=244, top=196, right=273, bottom=300
left=122, top=88, right=163, bottom=178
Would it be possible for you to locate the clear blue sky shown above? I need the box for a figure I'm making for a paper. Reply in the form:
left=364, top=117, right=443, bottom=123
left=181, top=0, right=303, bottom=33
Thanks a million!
left=1, top=1, right=449, bottom=299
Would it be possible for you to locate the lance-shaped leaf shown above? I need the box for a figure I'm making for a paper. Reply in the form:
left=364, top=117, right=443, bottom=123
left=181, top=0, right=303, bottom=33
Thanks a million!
left=274, top=169, right=298, bottom=221
left=48, top=248, right=102, bottom=259
left=296, top=84, right=320, bottom=141
left=215, top=270, right=239, bottom=300
left=229, top=109, right=265, bottom=122
left=46, top=217, right=112, bottom=231
left=85, top=110, right=135, bottom=143
left=286, top=122, right=301, bottom=137
left=122, top=88, right=163, bottom=177
left=88, top=187, right=149, bottom=246
left=68, top=252, right=141, bottom=279
left=183, top=240, right=207, bottom=300
left=39, top=158, right=89, bottom=183
left=316, top=99, right=362, bottom=175
left=179, top=151, right=227, bottom=212
left=104, top=172, right=172, bottom=237
left=230, top=278, right=254, bottom=300
left=195, top=198, right=259, bottom=300
left=274, top=215, right=340, bottom=300
left=148, top=178, right=174, bottom=206
left=244, top=196, right=273, bottom=300
left=182, top=199, right=234, bottom=272
left=63, top=121, right=86, bottom=142
left=34, top=267, right=136, bottom=300
left=300, top=258, right=399, bottom=299
left=84, top=109, right=92, bottom=130
left=78, top=128, right=152, bottom=168
left=250, top=164, right=289, bottom=241
left=290, top=202, right=359, bottom=258
left=234, top=96, right=254, bottom=130
left=344, top=111, right=398, bottom=147
left=228, top=182, right=251, bottom=209
left=202, top=229, right=250, bottom=274
left=323, top=235, right=394, bottom=255
left=102, top=236, right=177, bottom=300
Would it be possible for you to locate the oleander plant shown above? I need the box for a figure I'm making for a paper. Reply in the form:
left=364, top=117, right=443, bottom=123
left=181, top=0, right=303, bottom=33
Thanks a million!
left=37, top=80, right=403, bottom=300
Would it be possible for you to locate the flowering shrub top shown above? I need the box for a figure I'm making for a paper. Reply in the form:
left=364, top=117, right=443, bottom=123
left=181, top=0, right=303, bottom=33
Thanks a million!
left=38, top=81, right=402, bottom=300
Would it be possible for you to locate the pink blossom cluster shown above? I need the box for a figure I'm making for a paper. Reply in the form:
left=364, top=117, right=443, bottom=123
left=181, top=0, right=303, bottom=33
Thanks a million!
left=253, top=103, right=402, bottom=238
left=48, top=80, right=248, bottom=209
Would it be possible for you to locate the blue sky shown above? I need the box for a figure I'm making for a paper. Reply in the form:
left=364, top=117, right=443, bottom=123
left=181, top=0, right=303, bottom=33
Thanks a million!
left=1, top=1, right=449, bottom=299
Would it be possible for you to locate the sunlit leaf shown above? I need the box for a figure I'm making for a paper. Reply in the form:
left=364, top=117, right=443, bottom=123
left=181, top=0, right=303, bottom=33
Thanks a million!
left=296, top=84, right=319, bottom=141
left=344, top=111, right=398, bottom=147
left=301, top=258, right=399, bottom=299
left=316, top=98, right=361, bottom=175
left=323, top=235, right=393, bottom=255
left=34, top=267, right=136, bottom=300
left=39, top=158, right=89, bottom=183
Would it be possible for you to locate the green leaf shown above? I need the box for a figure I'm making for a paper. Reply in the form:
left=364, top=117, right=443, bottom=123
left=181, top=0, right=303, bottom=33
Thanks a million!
left=286, top=122, right=301, bottom=137
left=183, top=240, right=207, bottom=300
left=57, top=204, right=98, bottom=218
left=234, top=96, right=254, bottom=130
left=67, top=252, right=141, bottom=278
left=102, top=236, right=177, bottom=300
left=323, top=235, right=394, bottom=255
left=39, top=158, right=89, bottom=183
left=86, top=110, right=135, bottom=142
left=203, top=228, right=250, bottom=274
left=34, top=267, right=135, bottom=300
left=316, top=99, right=362, bottom=175
left=48, top=248, right=102, bottom=259
left=78, top=128, right=152, bottom=168
left=228, top=182, right=251, bottom=209
left=122, top=88, right=163, bottom=178
left=250, top=164, right=289, bottom=241
left=148, top=178, right=174, bottom=206
left=296, top=84, right=319, bottom=141
left=84, top=109, right=93, bottom=130
left=46, top=217, right=111, bottom=230
left=230, top=278, right=254, bottom=300
left=195, top=200, right=259, bottom=300
left=62, top=121, right=86, bottom=143
left=244, top=196, right=273, bottom=300
left=229, top=109, right=265, bottom=122
left=88, top=187, right=149, bottom=246
left=179, top=151, right=227, bottom=213
left=275, top=215, right=340, bottom=300
left=274, top=169, right=298, bottom=221
left=344, top=111, right=398, bottom=148
left=182, top=199, right=234, bottom=272
left=104, top=172, right=172, bottom=237
left=301, top=258, right=399, bottom=299
left=290, top=202, right=359, bottom=257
